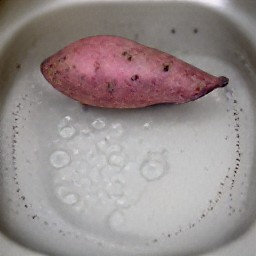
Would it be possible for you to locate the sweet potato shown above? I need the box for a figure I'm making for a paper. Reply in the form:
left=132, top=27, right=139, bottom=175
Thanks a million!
left=41, top=35, right=228, bottom=108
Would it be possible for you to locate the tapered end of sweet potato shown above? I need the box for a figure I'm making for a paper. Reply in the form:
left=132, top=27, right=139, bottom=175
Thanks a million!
left=40, top=57, right=53, bottom=85
left=218, top=76, right=229, bottom=87
left=189, top=75, right=229, bottom=103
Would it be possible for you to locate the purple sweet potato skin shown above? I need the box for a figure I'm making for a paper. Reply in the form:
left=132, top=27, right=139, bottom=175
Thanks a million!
left=41, top=35, right=228, bottom=108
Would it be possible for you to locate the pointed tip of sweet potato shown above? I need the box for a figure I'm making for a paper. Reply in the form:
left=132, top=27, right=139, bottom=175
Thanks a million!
left=218, top=76, right=229, bottom=87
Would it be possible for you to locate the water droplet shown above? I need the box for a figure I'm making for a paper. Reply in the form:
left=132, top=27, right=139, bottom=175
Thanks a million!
left=56, top=187, right=79, bottom=205
left=140, top=151, right=168, bottom=181
left=143, top=122, right=151, bottom=129
left=50, top=150, right=70, bottom=168
left=58, top=116, right=76, bottom=139
left=108, top=153, right=125, bottom=167
left=92, top=118, right=106, bottom=130
left=108, top=210, right=125, bottom=230
left=65, top=116, right=71, bottom=121
left=59, top=126, right=76, bottom=139
left=81, top=127, right=91, bottom=136
left=62, top=192, right=79, bottom=205
left=140, top=161, right=165, bottom=181
left=116, top=196, right=130, bottom=208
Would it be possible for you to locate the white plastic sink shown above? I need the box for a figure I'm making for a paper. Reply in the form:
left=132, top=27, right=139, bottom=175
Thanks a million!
left=0, top=0, right=256, bottom=255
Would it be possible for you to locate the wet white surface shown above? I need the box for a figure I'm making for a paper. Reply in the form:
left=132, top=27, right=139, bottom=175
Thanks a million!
left=0, top=1, right=256, bottom=256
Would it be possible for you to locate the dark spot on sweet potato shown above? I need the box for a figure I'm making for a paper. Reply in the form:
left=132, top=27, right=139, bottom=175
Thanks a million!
left=131, top=74, right=139, bottom=81
left=80, top=75, right=86, bottom=80
left=122, top=51, right=132, bottom=61
left=163, top=64, right=170, bottom=72
left=195, top=86, right=200, bottom=92
left=58, top=56, right=67, bottom=63
left=72, top=65, right=76, bottom=69
left=65, top=67, right=70, bottom=72
left=54, top=70, right=61, bottom=76
left=107, top=82, right=115, bottom=93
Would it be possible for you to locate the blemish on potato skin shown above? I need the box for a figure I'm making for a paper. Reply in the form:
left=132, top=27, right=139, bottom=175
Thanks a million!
left=163, top=64, right=170, bottom=72
left=58, top=55, right=67, bottom=63
left=122, top=51, right=132, bottom=61
left=107, top=82, right=115, bottom=93
left=195, top=86, right=200, bottom=92
left=54, top=70, right=61, bottom=76
left=131, top=74, right=139, bottom=81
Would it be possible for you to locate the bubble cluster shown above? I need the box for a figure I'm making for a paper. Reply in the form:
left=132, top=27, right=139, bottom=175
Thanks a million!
left=50, top=114, right=169, bottom=231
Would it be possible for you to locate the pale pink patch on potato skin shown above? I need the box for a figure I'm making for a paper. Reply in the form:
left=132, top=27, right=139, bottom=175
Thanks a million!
left=41, top=35, right=228, bottom=108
